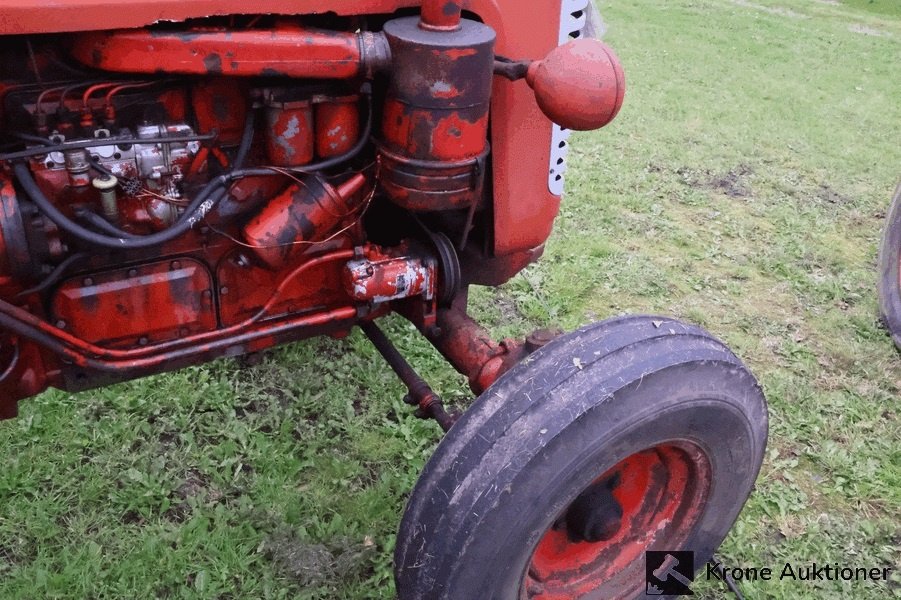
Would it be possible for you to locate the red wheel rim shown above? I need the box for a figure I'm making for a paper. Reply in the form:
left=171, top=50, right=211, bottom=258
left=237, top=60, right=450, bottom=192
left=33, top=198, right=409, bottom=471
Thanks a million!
left=521, top=442, right=712, bottom=600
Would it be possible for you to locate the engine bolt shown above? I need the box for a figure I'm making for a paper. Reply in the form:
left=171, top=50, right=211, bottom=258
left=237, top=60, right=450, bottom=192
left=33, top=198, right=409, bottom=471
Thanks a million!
left=525, top=328, right=564, bottom=353
left=128, top=269, right=138, bottom=277
left=221, top=286, right=229, bottom=295
left=55, top=320, right=66, bottom=329
left=170, top=260, right=181, bottom=270
left=83, top=277, right=94, bottom=286
left=138, top=337, right=149, bottom=346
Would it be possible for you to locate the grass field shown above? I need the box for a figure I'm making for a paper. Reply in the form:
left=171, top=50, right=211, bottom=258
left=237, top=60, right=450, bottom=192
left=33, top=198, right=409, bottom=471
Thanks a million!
left=1, top=0, right=900, bottom=598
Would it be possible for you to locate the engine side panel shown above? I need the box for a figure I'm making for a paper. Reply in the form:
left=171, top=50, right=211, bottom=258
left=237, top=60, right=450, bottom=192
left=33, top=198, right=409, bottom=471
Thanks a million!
left=0, top=0, right=614, bottom=418
left=1, top=0, right=563, bottom=259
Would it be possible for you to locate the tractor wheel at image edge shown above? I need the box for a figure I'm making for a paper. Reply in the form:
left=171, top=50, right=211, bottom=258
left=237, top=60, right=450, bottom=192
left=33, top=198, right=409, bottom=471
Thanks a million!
left=878, top=182, right=901, bottom=350
left=395, top=315, right=768, bottom=600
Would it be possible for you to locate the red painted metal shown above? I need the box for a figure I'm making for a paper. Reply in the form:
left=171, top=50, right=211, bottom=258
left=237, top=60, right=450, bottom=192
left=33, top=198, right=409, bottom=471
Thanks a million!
left=243, top=173, right=368, bottom=269
left=264, top=97, right=315, bottom=167
left=527, top=39, right=626, bottom=131
left=50, top=259, right=217, bottom=347
left=425, top=305, right=525, bottom=394
left=378, top=16, right=495, bottom=211
left=0, top=8, right=666, bottom=596
left=3, top=0, right=569, bottom=257
left=420, top=0, right=463, bottom=31
left=0, top=0, right=628, bottom=426
left=216, top=238, right=355, bottom=326
left=343, top=244, right=435, bottom=303
left=0, top=178, right=28, bottom=281
left=0, top=250, right=358, bottom=368
left=0, top=336, right=48, bottom=419
left=523, top=443, right=712, bottom=599
left=70, top=27, right=390, bottom=79
left=3, top=302, right=360, bottom=371
left=192, top=79, right=249, bottom=144
left=0, top=0, right=419, bottom=35
left=0, top=241, right=435, bottom=387
left=315, top=96, right=360, bottom=158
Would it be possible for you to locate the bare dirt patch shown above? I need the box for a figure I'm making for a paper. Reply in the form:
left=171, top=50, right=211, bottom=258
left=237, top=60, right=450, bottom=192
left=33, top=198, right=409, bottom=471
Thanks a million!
left=260, top=530, right=376, bottom=586
left=816, top=183, right=851, bottom=205
left=710, top=164, right=754, bottom=198
left=165, top=469, right=223, bottom=523
left=677, top=164, right=754, bottom=198
left=848, top=23, right=890, bottom=36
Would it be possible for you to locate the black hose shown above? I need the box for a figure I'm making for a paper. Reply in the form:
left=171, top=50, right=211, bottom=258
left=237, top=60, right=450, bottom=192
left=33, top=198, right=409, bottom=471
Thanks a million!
left=289, top=96, right=373, bottom=173
left=195, top=107, right=257, bottom=224
left=233, top=109, right=255, bottom=169
left=14, top=161, right=227, bottom=250
left=75, top=209, right=139, bottom=239
left=13, top=132, right=54, bottom=146
left=11, top=93, right=373, bottom=251
left=15, top=252, right=91, bottom=298
left=72, top=108, right=260, bottom=241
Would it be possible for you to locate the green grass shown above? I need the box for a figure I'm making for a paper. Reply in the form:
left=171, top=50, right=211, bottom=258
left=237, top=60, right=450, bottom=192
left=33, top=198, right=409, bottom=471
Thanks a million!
left=2, top=0, right=900, bottom=598
left=841, top=0, right=901, bottom=18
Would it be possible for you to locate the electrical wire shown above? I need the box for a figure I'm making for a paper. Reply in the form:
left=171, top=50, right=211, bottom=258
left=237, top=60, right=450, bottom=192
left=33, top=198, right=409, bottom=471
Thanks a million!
left=62, top=108, right=260, bottom=242
left=14, top=161, right=229, bottom=249
left=9, top=92, right=373, bottom=251
left=14, top=252, right=91, bottom=298
left=203, top=164, right=379, bottom=250
left=232, top=109, right=256, bottom=169
left=13, top=132, right=54, bottom=146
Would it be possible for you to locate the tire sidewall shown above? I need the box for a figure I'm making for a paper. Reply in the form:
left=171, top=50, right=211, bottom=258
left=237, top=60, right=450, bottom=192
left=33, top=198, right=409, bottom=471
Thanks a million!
left=878, top=182, right=901, bottom=348
left=429, top=363, right=765, bottom=600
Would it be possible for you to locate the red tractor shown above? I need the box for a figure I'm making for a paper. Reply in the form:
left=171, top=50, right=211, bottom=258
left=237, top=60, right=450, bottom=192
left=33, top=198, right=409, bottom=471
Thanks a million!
left=0, top=1, right=767, bottom=597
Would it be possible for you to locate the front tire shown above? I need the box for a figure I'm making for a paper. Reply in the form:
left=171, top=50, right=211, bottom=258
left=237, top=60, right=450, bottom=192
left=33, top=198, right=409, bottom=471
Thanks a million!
left=395, top=315, right=767, bottom=600
left=878, top=182, right=901, bottom=350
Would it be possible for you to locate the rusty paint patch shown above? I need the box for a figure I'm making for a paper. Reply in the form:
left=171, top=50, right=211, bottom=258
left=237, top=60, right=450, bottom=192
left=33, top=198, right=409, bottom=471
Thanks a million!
left=203, top=53, right=223, bottom=74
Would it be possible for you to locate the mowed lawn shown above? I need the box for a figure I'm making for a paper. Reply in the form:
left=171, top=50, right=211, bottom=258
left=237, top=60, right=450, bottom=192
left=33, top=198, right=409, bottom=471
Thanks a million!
left=1, top=0, right=899, bottom=598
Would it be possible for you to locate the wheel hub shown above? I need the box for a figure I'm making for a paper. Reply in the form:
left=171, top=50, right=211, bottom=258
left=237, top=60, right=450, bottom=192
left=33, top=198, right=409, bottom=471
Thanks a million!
left=522, top=442, right=712, bottom=599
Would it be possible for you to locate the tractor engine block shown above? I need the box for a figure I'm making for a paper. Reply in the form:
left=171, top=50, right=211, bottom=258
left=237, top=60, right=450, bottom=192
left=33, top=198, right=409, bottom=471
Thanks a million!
left=0, top=0, right=624, bottom=418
